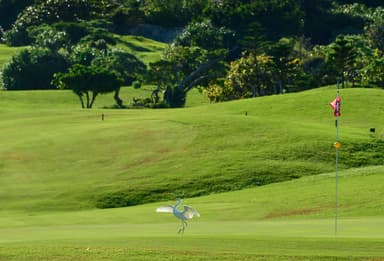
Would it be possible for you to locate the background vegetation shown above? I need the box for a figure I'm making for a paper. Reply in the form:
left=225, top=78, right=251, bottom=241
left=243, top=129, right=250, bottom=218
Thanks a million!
left=1, top=0, right=383, bottom=107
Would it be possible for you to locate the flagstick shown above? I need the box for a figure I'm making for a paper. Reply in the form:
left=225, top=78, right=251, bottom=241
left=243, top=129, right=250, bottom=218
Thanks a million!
left=335, top=117, right=339, bottom=236
left=334, top=79, right=340, bottom=236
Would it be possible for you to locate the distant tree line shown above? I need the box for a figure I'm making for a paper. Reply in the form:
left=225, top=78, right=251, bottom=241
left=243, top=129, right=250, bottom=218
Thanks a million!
left=0, top=0, right=383, bottom=108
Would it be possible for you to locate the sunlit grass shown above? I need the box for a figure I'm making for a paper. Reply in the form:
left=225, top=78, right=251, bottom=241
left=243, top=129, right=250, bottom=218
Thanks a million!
left=0, top=167, right=383, bottom=259
left=0, top=86, right=383, bottom=259
left=0, top=87, right=383, bottom=213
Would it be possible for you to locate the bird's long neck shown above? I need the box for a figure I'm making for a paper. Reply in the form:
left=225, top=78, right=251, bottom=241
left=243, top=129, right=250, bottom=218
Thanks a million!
left=175, top=199, right=182, bottom=209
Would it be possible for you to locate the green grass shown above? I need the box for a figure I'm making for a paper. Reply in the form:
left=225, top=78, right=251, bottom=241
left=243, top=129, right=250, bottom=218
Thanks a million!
left=1, top=32, right=383, bottom=259
left=0, top=44, right=26, bottom=69
left=0, top=167, right=383, bottom=260
left=114, top=35, right=168, bottom=64
left=0, top=87, right=383, bottom=212
left=0, top=86, right=383, bottom=259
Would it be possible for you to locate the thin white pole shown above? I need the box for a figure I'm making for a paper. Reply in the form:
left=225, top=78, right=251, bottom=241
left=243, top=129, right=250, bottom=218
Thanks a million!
left=335, top=80, right=340, bottom=236
left=335, top=117, right=339, bottom=236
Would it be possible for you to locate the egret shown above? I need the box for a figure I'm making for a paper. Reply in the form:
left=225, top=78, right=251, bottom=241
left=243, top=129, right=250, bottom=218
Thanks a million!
left=156, top=198, right=200, bottom=234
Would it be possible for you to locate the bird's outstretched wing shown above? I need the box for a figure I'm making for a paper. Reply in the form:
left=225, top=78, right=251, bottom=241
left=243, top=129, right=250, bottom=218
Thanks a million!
left=183, top=205, right=200, bottom=219
left=156, top=206, right=173, bottom=213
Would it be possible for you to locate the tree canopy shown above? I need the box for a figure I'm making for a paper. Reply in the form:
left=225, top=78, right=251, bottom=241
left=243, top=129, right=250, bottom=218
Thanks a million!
left=52, top=64, right=123, bottom=108
left=1, top=0, right=383, bottom=108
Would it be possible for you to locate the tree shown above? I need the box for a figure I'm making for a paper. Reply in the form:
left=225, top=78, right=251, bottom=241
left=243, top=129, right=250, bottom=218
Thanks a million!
left=91, top=49, right=147, bottom=107
left=222, top=52, right=275, bottom=100
left=366, top=19, right=384, bottom=52
left=173, top=19, right=235, bottom=51
left=2, top=47, right=68, bottom=90
left=268, top=38, right=301, bottom=92
left=149, top=46, right=228, bottom=107
left=0, top=0, right=34, bottom=30
left=329, top=35, right=357, bottom=88
left=363, top=54, right=384, bottom=87
left=52, top=64, right=123, bottom=108
left=3, top=0, right=114, bottom=46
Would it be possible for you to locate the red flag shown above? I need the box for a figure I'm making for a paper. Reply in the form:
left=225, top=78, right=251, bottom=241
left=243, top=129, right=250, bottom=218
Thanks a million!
left=329, top=96, right=341, bottom=117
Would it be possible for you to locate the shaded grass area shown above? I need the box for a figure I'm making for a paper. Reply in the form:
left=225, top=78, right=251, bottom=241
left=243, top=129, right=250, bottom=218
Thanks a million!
left=114, top=35, right=167, bottom=64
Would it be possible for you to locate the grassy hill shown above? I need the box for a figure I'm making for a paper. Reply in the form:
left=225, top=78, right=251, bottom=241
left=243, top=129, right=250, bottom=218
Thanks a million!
left=114, top=35, right=168, bottom=64
left=0, top=87, right=383, bottom=213
left=0, top=166, right=383, bottom=260
left=0, top=86, right=383, bottom=259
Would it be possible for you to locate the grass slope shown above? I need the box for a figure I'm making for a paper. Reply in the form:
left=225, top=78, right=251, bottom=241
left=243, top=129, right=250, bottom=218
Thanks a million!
left=0, top=44, right=26, bottom=69
left=0, top=166, right=383, bottom=260
left=114, top=35, right=168, bottom=64
left=0, top=87, right=383, bottom=212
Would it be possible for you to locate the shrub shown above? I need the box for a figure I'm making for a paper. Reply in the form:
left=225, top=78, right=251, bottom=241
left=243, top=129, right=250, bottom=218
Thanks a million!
left=132, top=80, right=141, bottom=89
left=2, top=48, right=68, bottom=90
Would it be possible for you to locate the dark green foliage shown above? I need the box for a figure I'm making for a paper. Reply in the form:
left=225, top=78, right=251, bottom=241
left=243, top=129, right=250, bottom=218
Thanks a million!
left=342, top=139, right=384, bottom=167
left=163, top=86, right=187, bottom=108
left=27, top=26, right=69, bottom=51
left=95, top=188, right=170, bottom=208
left=302, top=56, right=327, bottom=86
left=148, top=46, right=210, bottom=107
left=173, top=19, right=235, bottom=51
left=111, top=5, right=145, bottom=34
left=148, top=46, right=228, bottom=107
left=69, top=43, right=107, bottom=66
left=329, top=35, right=357, bottom=88
left=91, top=49, right=146, bottom=86
left=2, top=48, right=68, bottom=90
left=52, top=64, right=123, bottom=108
left=3, top=0, right=113, bottom=46
left=337, top=0, right=383, bottom=7
left=141, top=0, right=206, bottom=27
left=267, top=38, right=301, bottom=92
left=132, top=80, right=141, bottom=89
left=0, top=0, right=34, bottom=30
left=364, top=56, right=384, bottom=87
left=51, top=22, right=91, bottom=44
left=204, top=0, right=304, bottom=42
left=303, top=1, right=366, bottom=44
left=91, top=49, right=147, bottom=107
left=2, top=0, right=384, bottom=104
left=365, top=19, right=384, bottom=52
left=223, top=52, right=276, bottom=100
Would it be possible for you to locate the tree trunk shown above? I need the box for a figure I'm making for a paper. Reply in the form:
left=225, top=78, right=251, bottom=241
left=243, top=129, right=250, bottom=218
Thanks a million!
left=77, top=93, right=85, bottom=108
left=89, top=92, right=98, bottom=108
left=114, top=87, right=123, bottom=107
left=85, top=92, right=90, bottom=108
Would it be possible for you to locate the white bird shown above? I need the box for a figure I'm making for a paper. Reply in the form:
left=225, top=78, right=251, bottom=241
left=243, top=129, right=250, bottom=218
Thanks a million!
left=156, top=198, right=200, bottom=234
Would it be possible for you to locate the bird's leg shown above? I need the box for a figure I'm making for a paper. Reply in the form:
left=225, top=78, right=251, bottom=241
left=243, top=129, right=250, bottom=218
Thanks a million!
left=178, top=225, right=184, bottom=234
left=178, top=221, right=186, bottom=234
